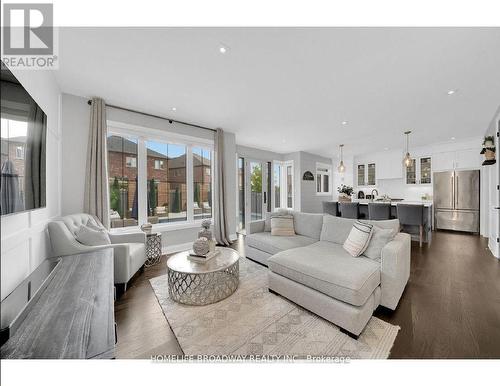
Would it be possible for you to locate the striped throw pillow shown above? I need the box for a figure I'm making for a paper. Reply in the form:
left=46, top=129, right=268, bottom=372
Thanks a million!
left=343, top=221, right=374, bottom=257
left=271, top=215, right=295, bottom=236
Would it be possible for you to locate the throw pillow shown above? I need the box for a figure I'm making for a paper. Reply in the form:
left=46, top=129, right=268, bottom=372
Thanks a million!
left=75, top=224, right=111, bottom=246
left=271, top=215, right=295, bottom=236
left=343, top=221, right=373, bottom=257
left=363, top=225, right=396, bottom=261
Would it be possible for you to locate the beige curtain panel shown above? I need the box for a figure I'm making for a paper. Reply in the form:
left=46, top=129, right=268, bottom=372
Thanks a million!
left=214, top=128, right=231, bottom=245
left=84, top=97, right=110, bottom=229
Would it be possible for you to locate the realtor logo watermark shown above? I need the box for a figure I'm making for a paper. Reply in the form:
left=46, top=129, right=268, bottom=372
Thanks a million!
left=1, top=3, right=58, bottom=69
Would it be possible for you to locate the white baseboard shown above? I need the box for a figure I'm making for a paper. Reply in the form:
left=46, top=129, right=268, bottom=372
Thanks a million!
left=162, top=242, right=192, bottom=255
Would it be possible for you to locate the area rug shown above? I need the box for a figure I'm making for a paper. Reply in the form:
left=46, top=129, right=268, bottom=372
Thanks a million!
left=150, top=256, right=399, bottom=359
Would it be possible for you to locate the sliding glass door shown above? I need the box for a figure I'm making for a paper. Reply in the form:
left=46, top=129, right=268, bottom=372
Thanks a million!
left=237, top=157, right=245, bottom=231
left=249, top=160, right=264, bottom=221
left=242, top=159, right=268, bottom=229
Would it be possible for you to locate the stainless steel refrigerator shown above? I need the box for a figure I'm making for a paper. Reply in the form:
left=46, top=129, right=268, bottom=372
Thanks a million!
left=433, top=170, right=480, bottom=233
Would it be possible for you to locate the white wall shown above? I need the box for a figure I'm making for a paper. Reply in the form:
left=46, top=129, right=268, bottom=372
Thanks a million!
left=61, top=93, right=90, bottom=215
left=483, top=105, right=500, bottom=257
left=60, top=93, right=237, bottom=248
left=1, top=71, right=62, bottom=301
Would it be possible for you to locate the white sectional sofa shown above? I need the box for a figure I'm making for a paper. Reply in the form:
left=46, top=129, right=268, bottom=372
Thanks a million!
left=245, top=212, right=411, bottom=337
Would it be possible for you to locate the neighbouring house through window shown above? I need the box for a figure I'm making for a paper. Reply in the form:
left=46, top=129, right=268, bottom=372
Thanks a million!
left=154, top=159, right=164, bottom=170
left=107, top=134, right=138, bottom=228
left=15, top=146, right=24, bottom=159
left=125, top=156, right=136, bottom=168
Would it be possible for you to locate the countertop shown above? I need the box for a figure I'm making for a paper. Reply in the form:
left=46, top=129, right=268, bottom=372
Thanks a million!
left=352, top=199, right=433, bottom=207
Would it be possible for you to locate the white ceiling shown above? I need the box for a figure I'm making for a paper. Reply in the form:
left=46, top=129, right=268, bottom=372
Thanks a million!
left=54, top=27, right=500, bottom=158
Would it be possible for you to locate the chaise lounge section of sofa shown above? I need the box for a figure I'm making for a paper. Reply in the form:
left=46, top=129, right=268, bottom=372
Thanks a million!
left=245, top=212, right=411, bottom=337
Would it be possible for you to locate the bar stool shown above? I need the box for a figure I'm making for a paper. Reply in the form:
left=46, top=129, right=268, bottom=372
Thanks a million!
left=339, top=202, right=359, bottom=219
left=322, top=201, right=338, bottom=216
left=397, top=204, right=424, bottom=247
left=368, top=202, right=391, bottom=220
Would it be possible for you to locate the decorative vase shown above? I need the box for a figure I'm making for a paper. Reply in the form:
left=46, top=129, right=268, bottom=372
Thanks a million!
left=201, top=219, right=212, bottom=229
left=141, top=223, right=152, bottom=234
left=193, top=237, right=210, bottom=256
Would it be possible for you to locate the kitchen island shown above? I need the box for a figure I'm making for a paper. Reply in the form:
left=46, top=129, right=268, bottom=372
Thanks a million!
left=351, top=199, right=433, bottom=244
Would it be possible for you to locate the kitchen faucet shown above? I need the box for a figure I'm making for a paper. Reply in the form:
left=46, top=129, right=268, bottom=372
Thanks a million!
left=371, top=189, right=379, bottom=199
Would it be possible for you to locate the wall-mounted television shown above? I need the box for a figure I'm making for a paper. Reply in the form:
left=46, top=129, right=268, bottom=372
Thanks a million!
left=0, top=63, right=47, bottom=216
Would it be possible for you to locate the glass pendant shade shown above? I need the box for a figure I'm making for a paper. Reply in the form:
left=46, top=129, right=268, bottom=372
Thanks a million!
left=403, top=152, right=412, bottom=167
left=402, top=131, right=412, bottom=166
left=337, top=144, right=345, bottom=173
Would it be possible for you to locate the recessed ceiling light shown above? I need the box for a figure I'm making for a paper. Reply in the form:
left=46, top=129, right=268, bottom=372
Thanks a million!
left=447, top=89, right=457, bottom=95
left=451, top=136, right=456, bottom=140
left=219, top=45, right=228, bottom=54
left=341, top=121, right=348, bottom=125
left=384, top=147, right=389, bottom=151
left=172, top=107, right=177, bottom=111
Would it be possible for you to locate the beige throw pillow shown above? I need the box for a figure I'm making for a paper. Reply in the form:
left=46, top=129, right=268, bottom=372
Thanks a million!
left=271, top=215, right=295, bottom=236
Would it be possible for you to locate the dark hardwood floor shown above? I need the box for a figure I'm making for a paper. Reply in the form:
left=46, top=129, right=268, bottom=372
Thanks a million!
left=114, top=231, right=500, bottom=359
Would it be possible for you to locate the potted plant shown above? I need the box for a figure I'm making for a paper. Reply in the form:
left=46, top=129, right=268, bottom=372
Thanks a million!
left=482, top=135, right=496, bottom=161
left=337, top=184, right=353, bottom=202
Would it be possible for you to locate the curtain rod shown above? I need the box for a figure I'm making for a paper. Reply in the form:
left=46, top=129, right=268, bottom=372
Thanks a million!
left=87, top=99, right=216, bottom=133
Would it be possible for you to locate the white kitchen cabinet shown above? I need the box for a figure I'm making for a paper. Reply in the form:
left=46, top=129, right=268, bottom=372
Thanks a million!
left=432, top=151, right=455, bottom=172
left=356, top=162, right=376, bottom=186
left=376, top=151, right=403, bottom=179
left=433, top=149, right=481, bottom=171
left=405, top=156, right=432, bottom=185
left=454, top=149, right=481, bottom=170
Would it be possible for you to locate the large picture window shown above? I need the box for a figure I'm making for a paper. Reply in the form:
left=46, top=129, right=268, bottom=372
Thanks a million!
left=146, top=140, right=187, bottom=223
left=193, top=147, right=212, bottom=219
left=107, top=127, right=213, bottom=229
left=107, top=133, right=139, bottom=228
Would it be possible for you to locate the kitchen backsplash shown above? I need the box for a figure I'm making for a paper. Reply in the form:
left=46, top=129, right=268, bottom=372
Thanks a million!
left=356, top=178, right=433, bottom=201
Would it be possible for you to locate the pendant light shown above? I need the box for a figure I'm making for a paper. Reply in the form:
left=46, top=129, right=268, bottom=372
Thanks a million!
left=403, top=131, right=412, bottom=167
left=337, top=144, right=345, bottom=173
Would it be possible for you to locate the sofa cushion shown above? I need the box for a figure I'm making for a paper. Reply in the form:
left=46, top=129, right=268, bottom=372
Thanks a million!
left=268, top=241, right=380, bottom=306
left=319, top=215, right=356, bottom=244
left=292, top=211, right=323, bottom=240
left=245, top=232, right=316, bottom=255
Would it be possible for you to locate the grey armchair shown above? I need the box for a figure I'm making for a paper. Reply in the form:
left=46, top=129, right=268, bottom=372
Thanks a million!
left=48, top=213, right=147, bottom=293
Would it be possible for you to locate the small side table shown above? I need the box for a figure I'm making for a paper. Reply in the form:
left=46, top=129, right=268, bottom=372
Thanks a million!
left=145, top=232, right=162, bottom=267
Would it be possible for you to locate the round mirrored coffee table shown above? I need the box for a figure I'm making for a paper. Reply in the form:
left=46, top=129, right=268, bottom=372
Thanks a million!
left=167, top=247, right=240, bottom=306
